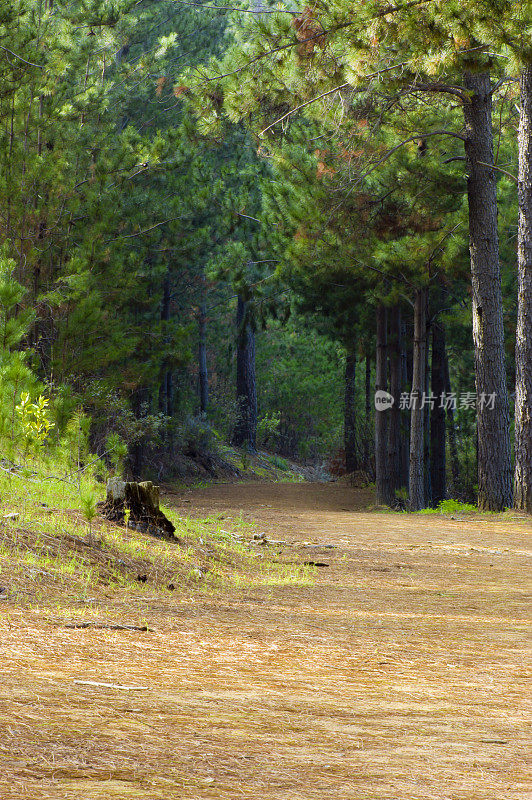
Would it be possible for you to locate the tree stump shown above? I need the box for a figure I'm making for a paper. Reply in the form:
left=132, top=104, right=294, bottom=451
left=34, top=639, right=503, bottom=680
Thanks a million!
left=98, top=478, right=176, bottom=540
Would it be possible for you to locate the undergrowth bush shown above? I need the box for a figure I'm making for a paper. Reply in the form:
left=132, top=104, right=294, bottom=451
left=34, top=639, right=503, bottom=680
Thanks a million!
left=178, top=414, right=220, bottom=458
left=265, top=453, right=291, bottom=472
left=257, top=412, right=281, bottom=449
left=419, top=499, right=479, bottom=515
left=0, top=259, right=129, bottom=503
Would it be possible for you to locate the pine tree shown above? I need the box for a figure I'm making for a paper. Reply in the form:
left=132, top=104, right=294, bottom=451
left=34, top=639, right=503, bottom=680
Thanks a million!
left=0, top=251, right=38, bottom=456
left=467, top=1, right=532, bottom=511
left=0, top=0, right=248, bottom=466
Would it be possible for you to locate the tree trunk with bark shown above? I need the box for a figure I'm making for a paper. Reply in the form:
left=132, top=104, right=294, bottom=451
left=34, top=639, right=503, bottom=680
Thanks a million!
left=130, top=390, right=148, bottom=478
left=364, top=352, right=373, bottom=477
left=165, top=371, right=174, bottom=418
left=344, top=340, right=358, bottom=474
left=514, top=62, right=532, bottom=512
left=431, top=322, right=447, bottom=506
left=462, top=70, right=512, bottom=510
left=387, top=306, right=402, bottom=495
left=424, top=321, right=432, bottom=507
left=375, top=305, right=393, bottom=505
left=232, top=296, right=257, bottom=451
left=159, top=273, right=173, bottom=416
left=444, top=350, right=461, bottom=496
left=198, top=301, right=209, bottom=415
left=400, top=318, right=410, bottom=489
left=409, top=289, right=428, bottom=511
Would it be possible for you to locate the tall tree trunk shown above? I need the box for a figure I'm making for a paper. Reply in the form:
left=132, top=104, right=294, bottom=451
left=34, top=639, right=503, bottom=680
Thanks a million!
left=198, top=301, right=208, bottom=415
left=424, top=324, right=432, bottom=507
left=232, top=296, right=257, bottom=451
left=409, top=288, right=427, bottom=511
left=400, top=318, right=410, bottom=489
left=387, top=306, right=402, bottom=494
left=344, top=340, right=358, bottom=474
left=165, top=371, right=174, bottom=418
left=364, top=351, right=372, bottom=476
left=444, top=350, right=461, bottom=496
left=130, top=390, right=148, bottom=479
left=514, top=62, right=532, bottom=512
left=375, top=305, right=393, bottom=505
left=462, top=70, right=512, bottom=510
left=431, top=322, right=447, bottom=506
left=159, top=273, right=172, bottom=416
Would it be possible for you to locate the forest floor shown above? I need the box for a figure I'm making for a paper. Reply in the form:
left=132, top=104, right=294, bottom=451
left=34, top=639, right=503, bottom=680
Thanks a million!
left=0, top=481, right=530, bottom=800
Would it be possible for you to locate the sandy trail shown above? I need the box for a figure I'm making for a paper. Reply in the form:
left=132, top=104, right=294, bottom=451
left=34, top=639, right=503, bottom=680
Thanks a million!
left=1, top=482, right=530, bottom=799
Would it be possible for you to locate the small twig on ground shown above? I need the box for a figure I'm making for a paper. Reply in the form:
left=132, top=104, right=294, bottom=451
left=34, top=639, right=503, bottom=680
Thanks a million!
left=73, top=680, right=149, bottom=690
left=65, top=622, right=150, bottom=631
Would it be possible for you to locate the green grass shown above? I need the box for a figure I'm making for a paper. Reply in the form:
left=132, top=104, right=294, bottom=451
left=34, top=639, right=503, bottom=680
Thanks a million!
left=212, top=561, right=316, bottom=588
left=264, top=454, right=291, bottom=472
left=0, top=459, right=315, bottom=603
left=418, top=498, right=479, bottom=515
left=0, top=459, right=104, bottom=513
left=277, top=471, right=305, bottom=484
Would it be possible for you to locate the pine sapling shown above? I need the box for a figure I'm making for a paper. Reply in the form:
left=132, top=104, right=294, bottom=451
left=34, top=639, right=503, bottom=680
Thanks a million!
left=80, top=490, right=98, bottom=545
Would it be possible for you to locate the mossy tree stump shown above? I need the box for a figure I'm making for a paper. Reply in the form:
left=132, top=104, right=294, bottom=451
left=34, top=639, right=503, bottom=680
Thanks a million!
left=99, top=478, right=176, bottom=539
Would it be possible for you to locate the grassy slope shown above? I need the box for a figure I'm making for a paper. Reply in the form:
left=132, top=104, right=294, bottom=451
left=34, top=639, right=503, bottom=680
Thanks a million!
left=0, top=464, right=314, bottom=610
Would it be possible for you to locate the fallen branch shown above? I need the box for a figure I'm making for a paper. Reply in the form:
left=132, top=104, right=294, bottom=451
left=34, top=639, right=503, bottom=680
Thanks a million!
left=65, top=622, right=150, bottom=631
left=73, top=680, right=149, bottom=690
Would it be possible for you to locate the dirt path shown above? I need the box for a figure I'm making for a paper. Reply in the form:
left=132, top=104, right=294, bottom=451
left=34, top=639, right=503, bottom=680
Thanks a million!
left=1, top=482, right=530, bottom=799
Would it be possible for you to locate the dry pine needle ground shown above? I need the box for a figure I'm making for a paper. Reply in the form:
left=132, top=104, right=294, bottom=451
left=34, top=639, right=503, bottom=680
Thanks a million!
left=0, top=481, right=530, bottom=800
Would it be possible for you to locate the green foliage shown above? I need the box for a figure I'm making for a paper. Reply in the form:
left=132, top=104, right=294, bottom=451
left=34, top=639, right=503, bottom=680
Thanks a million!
left=0, top=256, right=40, bottom=457
left=57, top=411, right=91, bottom=478
left=419, top=499, right=480, bottom=515
left=16, top=393, right=55, bottom=455
left=257, top=411, right=281, bottom=448
left=80, top=489, right=98, bottom=537
left=105, top=433, right=128, bottom=477
left=264, top=454, right=291, bottom=472
left=179, top=414, right=218, bottom=457
left=257, top=320, right=345, bottom=459
left=0, top=0, right=524, bottom=502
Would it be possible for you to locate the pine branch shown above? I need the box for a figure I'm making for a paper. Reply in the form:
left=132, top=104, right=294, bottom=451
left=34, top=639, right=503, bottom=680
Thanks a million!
left=259, top=58, right=432, bottom=135
left=173, top=1, right=299, bottom=12
left=108, top=217, right=184, bottom=241
left=0, top=45, right=44, bottom=68
left=359, top=130, right=467, bottom=182
left=205, top=0, right=437, bottom=82
left=477, top=161, right=517, bottom=184
left=491, top=76, right=519, bottom=94
left=260, top=83, right=351, bottom=135
left=405, top=82, right=470, bottom=103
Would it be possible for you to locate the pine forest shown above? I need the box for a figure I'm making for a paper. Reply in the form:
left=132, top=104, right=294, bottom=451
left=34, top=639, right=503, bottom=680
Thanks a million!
left=0, top=3, right=530, bottom=798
